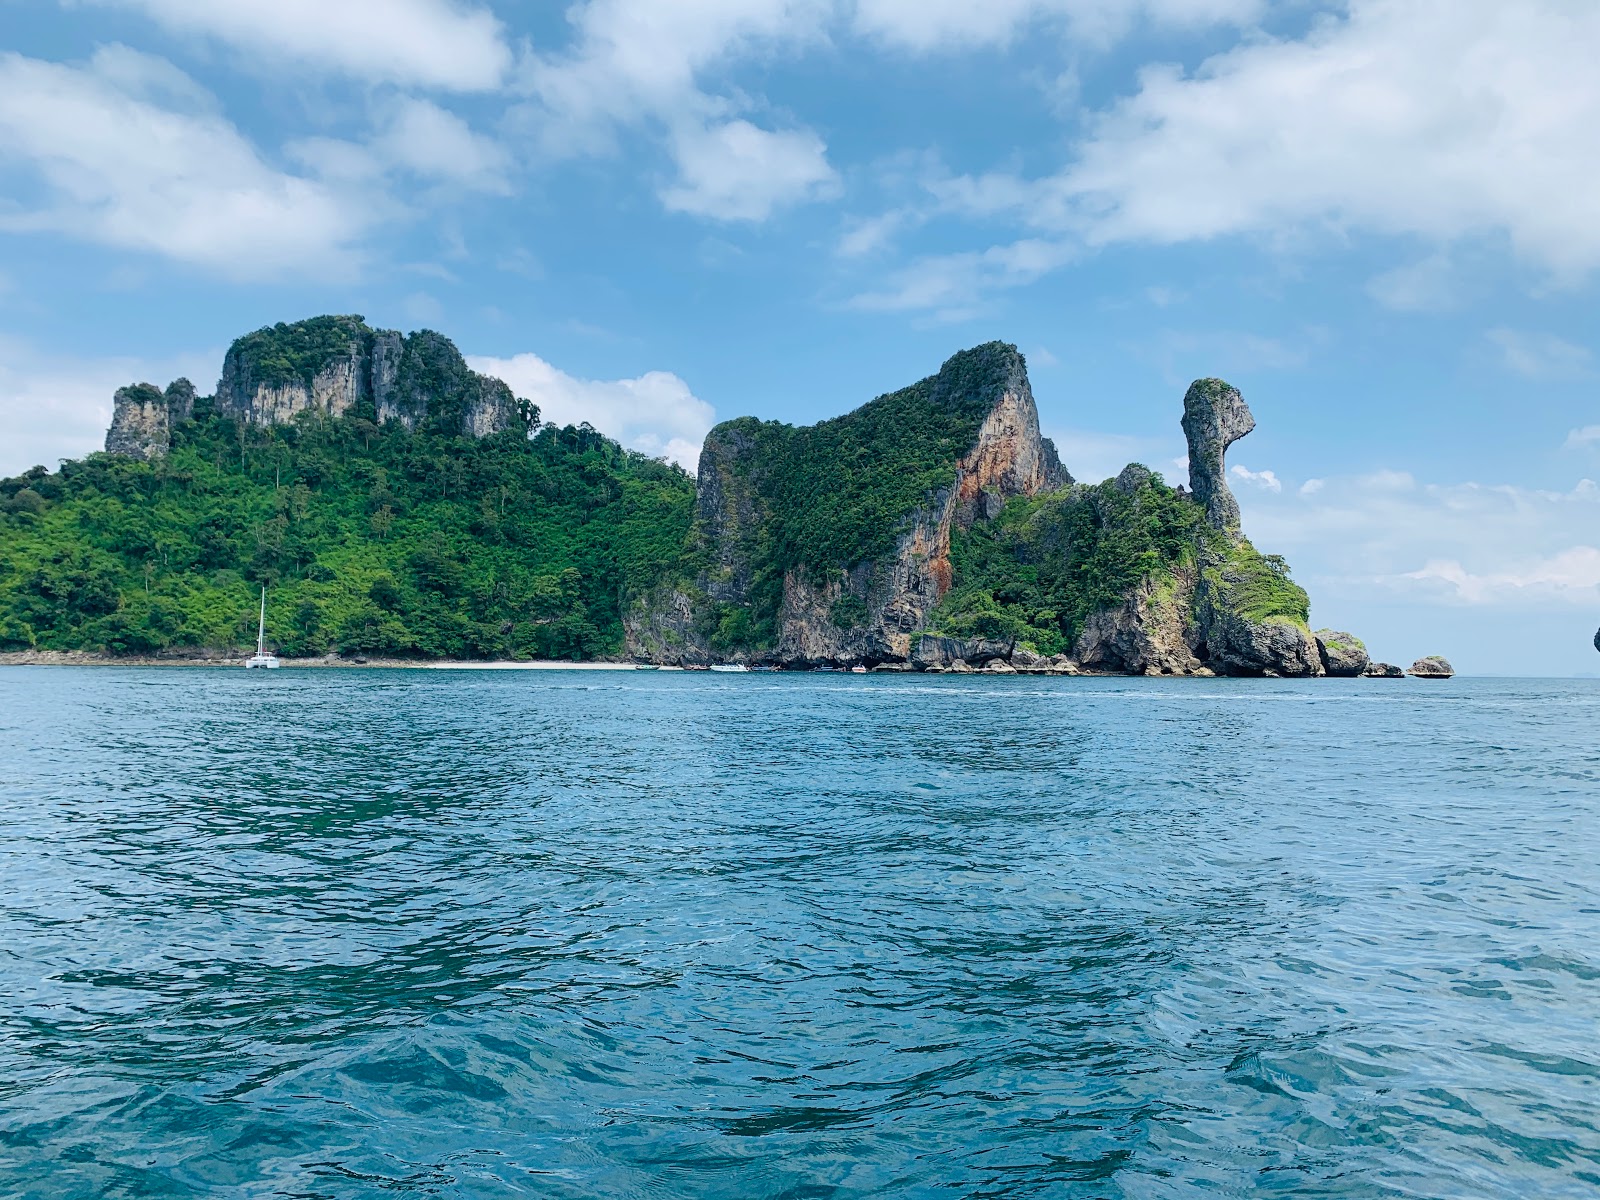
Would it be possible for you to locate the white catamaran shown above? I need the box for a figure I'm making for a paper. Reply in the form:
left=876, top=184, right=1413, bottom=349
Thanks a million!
left=244, top=588, right=280, bottom=669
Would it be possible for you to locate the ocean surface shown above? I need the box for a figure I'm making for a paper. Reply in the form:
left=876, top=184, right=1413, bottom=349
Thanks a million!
left=1, top=669, right=1596, bottom=1199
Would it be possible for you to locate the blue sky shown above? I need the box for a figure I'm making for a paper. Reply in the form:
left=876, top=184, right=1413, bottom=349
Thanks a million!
left=1, top=0, right=1597, bottom=674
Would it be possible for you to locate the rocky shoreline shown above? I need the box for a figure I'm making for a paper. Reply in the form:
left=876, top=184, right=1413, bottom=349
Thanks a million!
left=0, top=648, right=1455, bottom=677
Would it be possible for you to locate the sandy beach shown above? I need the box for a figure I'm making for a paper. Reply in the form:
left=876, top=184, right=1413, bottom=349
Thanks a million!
left=0, top=650, right=676, bottom=671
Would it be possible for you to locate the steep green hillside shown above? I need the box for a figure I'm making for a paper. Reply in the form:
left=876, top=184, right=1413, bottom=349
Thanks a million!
left=0, top=412, right=695, bottom=659
left=759, top=342, right=1024, bottom=575
left=930, top=469, right=1309, bottom=655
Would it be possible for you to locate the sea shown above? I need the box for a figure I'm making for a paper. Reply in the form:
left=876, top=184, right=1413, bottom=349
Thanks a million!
left=1, top=669, right=1596, bottom=1198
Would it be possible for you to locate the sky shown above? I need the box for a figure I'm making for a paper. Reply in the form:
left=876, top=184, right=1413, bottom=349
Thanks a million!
left=1, top=0, right=1597, bottom=675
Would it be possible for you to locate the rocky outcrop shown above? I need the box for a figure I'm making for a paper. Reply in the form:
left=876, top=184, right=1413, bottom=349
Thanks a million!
left=1362, top=662, right=1405, bottom=678
left=1315, top=629, right=1370, bottom=677
left=628, top=343, right=1066, bottom=666
left=215, top=316, right=518, bottom=439
left=623, top=585, right=708, bottom=666
left=625, top=347, right=1392, bottom=680
left=776, top=355, right=1067, bottom=666
left=1192, top=564, right=1323, bottom=677
left=104, top=378, right=197, bottom=459
left=1075, top=567, right=1206, bottom=675
left=1065, top=380, right=1325, bottom=678
left=1409, top=656, right=1455, bottom=678
left=216, top=316, right=370, bottom=425
left=1182, top=378, right=1254, bottom=535
left=911, top=634, right=1015, bottom=669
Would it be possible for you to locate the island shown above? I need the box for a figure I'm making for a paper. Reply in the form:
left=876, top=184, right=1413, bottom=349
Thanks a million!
left=0, top=314, right=1448, bottom=675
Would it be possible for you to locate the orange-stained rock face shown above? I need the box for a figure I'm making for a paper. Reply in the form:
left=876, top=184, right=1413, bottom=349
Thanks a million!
left=772, top=381, right=1066, bottom=665
left=626, top=341, right=1072, bottom=667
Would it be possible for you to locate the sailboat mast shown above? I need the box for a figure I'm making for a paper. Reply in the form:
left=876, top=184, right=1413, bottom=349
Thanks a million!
left=257, top=588, right=266, bottom=655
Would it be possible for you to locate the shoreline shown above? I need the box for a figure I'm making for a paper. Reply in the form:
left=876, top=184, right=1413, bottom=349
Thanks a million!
left=0, top=649, right=1490, bottom=678
left=0, top=650, right=674, bottom=671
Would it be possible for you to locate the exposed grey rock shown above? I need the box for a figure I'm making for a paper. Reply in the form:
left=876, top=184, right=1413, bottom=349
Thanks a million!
left=982, top=659, right=1017, bottom=673
left=214, top=317, right=517, bottom=439
left=105, top=378, right=197, bottom=459
left=1181, top=378, right=1255, bottom=534
left=464, top=376, right=516, bottom=439
left=105, top=383, right=171, bottom=460
left=621, top=585, right=702, bottom=666
left=1010, top=646, right=1045, bottom=669
left=632, top=343, right=1063, bottom=666
left=1315, top=629, right=1370, bottom=677
left=912, top=634, right=1014, bottom=669
left=371, top=330, right=404, bottom=424
left=1195, top=569, right=1322, bottom=676
left=1075, top=567, right=1206, bottom=675
left=1114, top=463, right=1152, bottom=495
left=1594, top=627, right=1599, bottom=654
left=164, top=378, right=196, bottom=424
left=1408, top=656, right=1456, bottom=678
left=1362, top=662, right=1405, bottom=678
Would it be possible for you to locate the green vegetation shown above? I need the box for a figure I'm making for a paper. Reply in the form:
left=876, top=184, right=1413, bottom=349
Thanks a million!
left=229, top=315, right=371, bottom=391
left=682, top=342, right=1027, bottom=650
left=764, top=343, right=1017, bottom=574
left=1205, top=543, right=1311, bottom=626
left=928, top=470, right=1213, bottom=655
left=0, top=410, right=695, bottom=659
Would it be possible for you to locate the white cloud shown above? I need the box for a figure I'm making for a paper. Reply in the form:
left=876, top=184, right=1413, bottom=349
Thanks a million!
left=1230, top=463, right=1281, bottom=492
left=1405, top=548, right=1600, bottom=606
left=83, top=0, right=511, bottom=90
left=837, top=209, right=914, bottom=258
left=927, top=0, right=1600, bottom=293
left=1564, top=426, right=1600, bottom=451
left=1486, top=328, right=1592, bottom=380
left=0, top=49, right=369, bottom=278
left=0, top=335, right=219, bottom=478
left=1366, top=252, right=1462, bottom=312
left=518, top=0, right=837, bottom=221
left=660, top=120, right=837, bottom=221
left=852, top=0, right=1263, bottom=53
left=1240, top=470, right=1600, bottom=609
left=849, top=238, right=1078, bottom=318
left=1299, top=478, right=1324, bottom=495
left=1046, top=427, right=1179, bottom=486
left=468, top=353, right=714, bottom=469
left=376, top=98, right=511, bottom=191
left=287, top=98, right=510, bottom=199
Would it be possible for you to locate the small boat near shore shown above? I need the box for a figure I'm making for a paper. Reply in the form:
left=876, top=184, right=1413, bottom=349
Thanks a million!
left=710, top=663, right=748, bottom=673
left=244, top=588, right=280, bottom=669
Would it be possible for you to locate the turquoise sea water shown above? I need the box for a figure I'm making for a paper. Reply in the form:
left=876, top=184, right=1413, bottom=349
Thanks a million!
left=0, top=669, right=1596, bottom=1198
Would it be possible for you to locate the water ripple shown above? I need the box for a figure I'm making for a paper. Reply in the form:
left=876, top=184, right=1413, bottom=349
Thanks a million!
left=0, top=670, right=1596, bottom=1198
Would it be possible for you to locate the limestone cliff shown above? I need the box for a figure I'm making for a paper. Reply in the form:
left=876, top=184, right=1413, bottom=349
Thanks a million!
left=104, top=378, right=197, bottom=460
left=625, top=342, right=1067, bottom=665
left=214, top=316, right=518, bottom=439
left=1052, top=380, right=1326, bottom=676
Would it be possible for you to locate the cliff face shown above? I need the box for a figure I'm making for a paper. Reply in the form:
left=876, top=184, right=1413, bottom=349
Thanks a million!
left=214, top=316, right=517, bottom=438
left=625, top=342, right=1067, bottom=665
left=1060, top=379, right=1324, bottom=676
left=104, top=379, right=196, bottom=460
left=773, top=383, right=1065, bottom=664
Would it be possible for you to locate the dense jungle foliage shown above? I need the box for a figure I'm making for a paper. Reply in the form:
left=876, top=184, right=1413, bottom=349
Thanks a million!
left=0, top=409, right=695, bottom=659
left=229, top=315, right=372, bottom=391
left=759, top=342, right=1018, bottom=575
left=928, top=470, right=1309, bottom=655
left=685, top=342, right=1027, bottom=650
